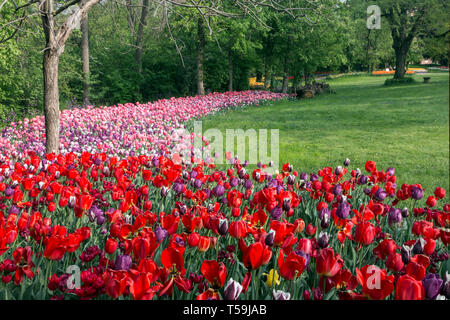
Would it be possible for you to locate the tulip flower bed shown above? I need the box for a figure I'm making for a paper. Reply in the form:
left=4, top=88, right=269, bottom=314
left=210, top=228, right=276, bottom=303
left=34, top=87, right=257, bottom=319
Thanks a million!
left=0, top=91, right=289, bottom=160
left=0, top=152, right=448, bottom=300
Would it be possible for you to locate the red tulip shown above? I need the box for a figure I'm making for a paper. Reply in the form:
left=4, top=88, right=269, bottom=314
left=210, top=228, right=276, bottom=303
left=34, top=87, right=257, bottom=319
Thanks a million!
left=239, top=240, right=272, bottom=270
left=200, top=260, right=227, bottom=288
left=278, top=252, right=306, bottom=280
left=354, top=221, right=376, bottom=245
left=434, top=187, right=446, bottom=199
left=355, top=265, right=394, bottom=300
left=187, top=232, right=200, bottom=247
left=386, top=253, right=404, bottom=272
left=316, top=248, right=343, bottom=277
left=425, top=196, right=437, bottom=208
left=395, top=275, right=425, bottom=300
left=105, top=238, right=118, bottom=254
left=198, top=236, right=210, bottom=252
left=228, top=220, right=247, bottom=239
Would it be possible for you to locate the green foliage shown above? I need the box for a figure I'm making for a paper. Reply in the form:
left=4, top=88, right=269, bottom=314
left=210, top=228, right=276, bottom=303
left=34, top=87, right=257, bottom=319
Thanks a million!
left=384, top=77, right=416, bottom=85
left=0, top=0, right=447, bottom=111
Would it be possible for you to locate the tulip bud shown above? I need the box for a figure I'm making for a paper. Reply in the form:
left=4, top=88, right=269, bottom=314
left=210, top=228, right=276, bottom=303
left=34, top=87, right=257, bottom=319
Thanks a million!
left=401, top=207, right=409, bottom=218
left=318, top=232, right=329, bottom=248
left=282, top=198, right=291, bottom=211
left=335, top=166, right=342, bottom=176
left=412, top=237, right=426, bottom=255
left=401, top=245, right=412, bottom=264
left=265, top=230, right=275, bottom=247
left=68, top=196, right=76, bottom=208
left=218, top=219, right=229, bottom=236
left=160, top=186, right=169, bottom=197
left=224, top=278, right=243, bottom=300
left=238, top=168, right=246, bottom=179
left=273, top=289, right=291, bottom=300
left=287, top=175, right=295, bottom=185
left=321, top=214, right=330, bottom=229
left=343, top=158, right=350, bottom=167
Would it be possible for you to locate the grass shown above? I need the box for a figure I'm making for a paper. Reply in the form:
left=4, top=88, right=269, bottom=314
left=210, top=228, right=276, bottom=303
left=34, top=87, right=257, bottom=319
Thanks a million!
left=198, top=73, right=449, bottom=197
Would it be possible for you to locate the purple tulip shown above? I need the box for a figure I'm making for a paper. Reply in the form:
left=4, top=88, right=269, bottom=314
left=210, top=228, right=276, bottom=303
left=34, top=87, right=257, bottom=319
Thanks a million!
left=374, top=188, right=387, bottom=201
left=299, top=172, right=308, bottom=181
left=358, top=175, right=368, bottom=185
left=332, top=184, right=343, bottom=196
left=387, top=166, right=395, bottom=176
left=411, top=186, right=424, bottom=200
left=265, top=230, right=275, bottom=247
left=224, top=278, right=243, bottom=300
left=193, top=179, right=202, bottom=189
left=270, top=206, right=283, bottom=220
left=318, top=208, right=329, bottom=220
left=422, top=273, right=443, bottom=300
left=388, top=207, right=402, bottom=225
left=114, top=254, right=132, bottom=271
left=318, top=232, right=329, bottom=249
left=155, top=226, right=168, bottom=242
left=243, top=179, right=252, bottom=190
left=336, top=201, right=350, bottom=219
left=213, top=184, right=225, bottom=197
left=218, top=219, right=229, bottom=236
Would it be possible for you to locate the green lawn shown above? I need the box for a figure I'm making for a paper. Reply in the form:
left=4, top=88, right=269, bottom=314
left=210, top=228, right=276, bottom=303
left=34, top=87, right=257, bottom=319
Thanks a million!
left=199, top=73, right=449, bottom=196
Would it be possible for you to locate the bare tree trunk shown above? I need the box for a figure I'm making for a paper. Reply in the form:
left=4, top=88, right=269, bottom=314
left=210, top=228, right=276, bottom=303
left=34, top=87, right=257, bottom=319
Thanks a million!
left=125, top=0, right=136, bottom=36
left=281, top=55, right=289, bottom=94
left=80, top=8, right=90, bottom=104
left=43, top=50, right=60, bottom=154
left=228, top=43, right=233, bottom=92
left=39, top=0, right=100, bottom=154
left=263, top=58, right=269, bottom=90
left=136, top=0, right=149, bottom=74
left=197, top=17, right=205, bottom=95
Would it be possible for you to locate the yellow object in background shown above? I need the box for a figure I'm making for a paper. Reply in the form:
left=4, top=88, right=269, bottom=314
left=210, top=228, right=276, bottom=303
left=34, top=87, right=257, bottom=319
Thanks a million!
left=249, top=77, right=266, bottom=87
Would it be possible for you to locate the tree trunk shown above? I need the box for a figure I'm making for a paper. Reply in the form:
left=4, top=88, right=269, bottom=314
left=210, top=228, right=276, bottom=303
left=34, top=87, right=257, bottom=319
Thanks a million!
left=136, top=0, right=150, bottom=74
left=270, top=73, right=274, bottom=91
left=43, top=50, right=60, bottom=154
left=281, top=55, right=289, bottom=94
left=80, top=10, right=90, bottom=104
left=393, top=44, right=409, bottom=79
left=263, top=59, right=270, bottom=90
left=196, top=17, right=205, bottom=95
left=228, top=48, right=233, bottom=92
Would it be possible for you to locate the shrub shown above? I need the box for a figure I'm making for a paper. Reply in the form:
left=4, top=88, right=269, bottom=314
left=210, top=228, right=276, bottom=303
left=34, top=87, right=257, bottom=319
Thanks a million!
left=384, top=77, right=416, bottom=86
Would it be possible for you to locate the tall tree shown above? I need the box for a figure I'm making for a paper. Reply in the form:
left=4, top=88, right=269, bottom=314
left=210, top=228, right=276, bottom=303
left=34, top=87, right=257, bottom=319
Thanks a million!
left=80, top=0, right=90, bottom=104
left=136, top=0, right=150, bottom=74
left=1, top=0, right=100, bottom=153
left=196, top=17, right=205, bottom=95
left=380, top=0, right=446, bottom=79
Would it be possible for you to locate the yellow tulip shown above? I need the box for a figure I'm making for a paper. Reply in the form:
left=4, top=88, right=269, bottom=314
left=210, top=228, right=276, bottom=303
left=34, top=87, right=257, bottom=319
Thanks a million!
left=263, top=269, right=280, bottom=287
